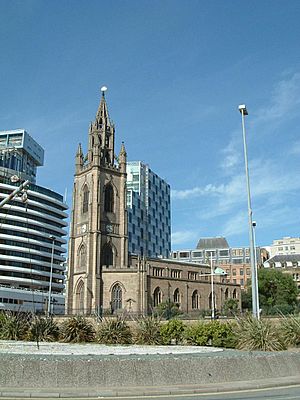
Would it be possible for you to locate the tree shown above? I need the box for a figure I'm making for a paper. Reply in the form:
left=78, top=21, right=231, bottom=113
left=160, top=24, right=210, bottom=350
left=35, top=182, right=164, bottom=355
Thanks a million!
left=155, top=300, right=182, bottom=320
left=223, top=298, right=239, bottom=316
left=243, top=269, right=298, bottom=314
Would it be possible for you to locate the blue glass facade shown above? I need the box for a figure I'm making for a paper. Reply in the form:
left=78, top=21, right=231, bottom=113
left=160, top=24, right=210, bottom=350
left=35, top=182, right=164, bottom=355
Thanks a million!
left=127, top=161, right=171, bottom=258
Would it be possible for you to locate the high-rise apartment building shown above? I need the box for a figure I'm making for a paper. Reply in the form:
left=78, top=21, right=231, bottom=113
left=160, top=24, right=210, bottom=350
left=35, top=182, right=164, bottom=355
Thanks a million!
left=126, top=161, right=171, bottom=258
left=0, top=129, right=68, bottom=313
left=0, top=129, right=44, bottom=183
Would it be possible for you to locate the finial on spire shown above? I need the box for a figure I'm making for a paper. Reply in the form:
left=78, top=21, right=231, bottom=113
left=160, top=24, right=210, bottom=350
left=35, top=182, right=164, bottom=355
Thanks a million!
left=101, top=86, right=108, bottom=97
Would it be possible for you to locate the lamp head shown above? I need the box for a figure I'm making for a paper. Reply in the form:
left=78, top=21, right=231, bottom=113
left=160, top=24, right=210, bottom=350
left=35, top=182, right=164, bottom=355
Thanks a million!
left=238, top=104, right=248, bottom=115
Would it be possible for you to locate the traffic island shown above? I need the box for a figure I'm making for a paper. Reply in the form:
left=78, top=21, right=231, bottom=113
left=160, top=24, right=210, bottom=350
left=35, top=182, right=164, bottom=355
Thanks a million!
left=0, top=342, right=300, bottom=398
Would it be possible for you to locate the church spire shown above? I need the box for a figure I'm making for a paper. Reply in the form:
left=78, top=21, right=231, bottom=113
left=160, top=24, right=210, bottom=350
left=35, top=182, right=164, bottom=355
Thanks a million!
left=95, top=88, right=111, bottom=127
left=88, top=86, right=115, bottom=168
left=118, top=142, right=127, bottom=173
left=75, top=143, right=84, bottom=173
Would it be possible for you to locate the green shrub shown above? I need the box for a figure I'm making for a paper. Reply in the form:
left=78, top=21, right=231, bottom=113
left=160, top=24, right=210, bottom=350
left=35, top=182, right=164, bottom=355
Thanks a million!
left=184, top=322, right=210, bottom=346
left=27, top=316, right=59, bottom=342
left=60, top=316, right=95, bottom=343
left=280, top=314, right=300, bottom=347
left=160, top=319, right=186, bottom=344
left=0, top=311, right=30, bottom=340
left=263, top=304, right=296, bottom=316
left=234, top=314, right=286, bottom=351
left=210, top=321, right=237, bottom=348
left=135, top=316, right=162, bottom=345
left=184, top=321, right=236, bottom=348
left=96, top=317, right=132, bottom=344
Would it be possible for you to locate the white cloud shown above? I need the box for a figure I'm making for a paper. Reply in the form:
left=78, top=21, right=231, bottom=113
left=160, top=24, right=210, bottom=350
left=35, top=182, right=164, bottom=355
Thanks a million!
left=171, top=184, right=224, bottom=200
left=253, top=72, right=300, bottom=128
left=221, top=211, right=248, bottom=237
left=220, top=133, right=242, bottom=171
left=171, top=230, right=198, bottom=246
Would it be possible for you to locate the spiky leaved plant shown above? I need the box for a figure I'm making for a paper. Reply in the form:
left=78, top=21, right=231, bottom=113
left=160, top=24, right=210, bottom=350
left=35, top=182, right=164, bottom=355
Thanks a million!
left=60, top=316, right=95, bottom=343
left=27, top=316, right=60, bottom=342
left=0, top=311, right=30, bottom=340
left=234, top=314, right=286, bottom=351
left=134, top=316, right=162, bottom=345
left=96, top=317, right=132, bottom=344
left=280, top=314, right=300, bottom=347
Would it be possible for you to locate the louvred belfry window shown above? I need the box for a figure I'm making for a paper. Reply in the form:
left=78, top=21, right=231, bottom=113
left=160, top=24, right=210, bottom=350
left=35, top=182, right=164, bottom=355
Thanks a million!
left=104, top=184, right=114, bottom=212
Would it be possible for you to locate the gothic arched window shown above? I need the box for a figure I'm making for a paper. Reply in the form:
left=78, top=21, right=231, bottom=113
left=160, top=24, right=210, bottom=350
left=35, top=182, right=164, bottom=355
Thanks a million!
left=173, top=288, right=180, bottom=305
left=192, top=290, right=199, bottom=309
left=77, top=244, right=86, bottom=272
left=101, top=243, right=113, bottom=267
left=225, top=288, right=229, bottom=300
left=76, top=280, right=85, bottom=314
left=82, top=186, right=89, bottom=214
left=111, top=283, right=122, bottom=312
left=233, top=289, right=237, bottom=299
left=104, top=184, right=114, bottom=213
left=153, top=287, right=162, bottom=307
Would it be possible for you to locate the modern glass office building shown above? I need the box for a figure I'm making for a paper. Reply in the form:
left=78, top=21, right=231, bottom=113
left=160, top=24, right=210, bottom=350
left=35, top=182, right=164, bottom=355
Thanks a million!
left=127, top=161, right=171, bottom=258
left=0, top=129, right=68, bottom=313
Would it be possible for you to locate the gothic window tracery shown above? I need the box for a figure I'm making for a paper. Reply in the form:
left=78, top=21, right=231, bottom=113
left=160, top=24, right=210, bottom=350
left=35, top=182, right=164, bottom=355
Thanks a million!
left=76, top=280, right=85, bottom=314
left=173, top=288, right=180, bottom=305
left=111, top=283, right=122, bottom=312
left=77, top=244, right=86, bottom=272
left=153, top=287, right=162, bottom=307
left=192, top=290, right=199, bottom=309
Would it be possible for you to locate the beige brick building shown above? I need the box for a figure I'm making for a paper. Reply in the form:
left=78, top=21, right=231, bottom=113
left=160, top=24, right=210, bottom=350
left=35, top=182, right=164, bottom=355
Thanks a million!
left=66, top=91, right=240, bottom=316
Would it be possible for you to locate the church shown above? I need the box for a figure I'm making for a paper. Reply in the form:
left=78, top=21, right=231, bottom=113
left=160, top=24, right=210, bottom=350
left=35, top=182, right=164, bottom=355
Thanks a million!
left=66, top=90, right=240, bottom=316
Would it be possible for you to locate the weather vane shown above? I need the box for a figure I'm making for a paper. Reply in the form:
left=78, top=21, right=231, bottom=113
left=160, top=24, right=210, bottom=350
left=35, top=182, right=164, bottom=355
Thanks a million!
left=101, top=86, right=108, bottom=96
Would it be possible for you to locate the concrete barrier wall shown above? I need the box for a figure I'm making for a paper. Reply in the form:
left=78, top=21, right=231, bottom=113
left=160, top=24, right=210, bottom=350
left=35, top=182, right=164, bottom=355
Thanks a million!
left=0, top=351, right=300, bottom=390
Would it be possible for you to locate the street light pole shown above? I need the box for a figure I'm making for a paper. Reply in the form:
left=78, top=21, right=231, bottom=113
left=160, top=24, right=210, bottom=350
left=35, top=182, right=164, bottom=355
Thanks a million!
left=252, top=221, right=260, bottom=319
left=210, top=252, right=215, bottom=320
left=0, top=179, right=30, bottom=208
left=47, top=236, right=55, bottom=317
left=199, top=267, right=227, bottom=317
left=238, top=104, right=259, bottom=319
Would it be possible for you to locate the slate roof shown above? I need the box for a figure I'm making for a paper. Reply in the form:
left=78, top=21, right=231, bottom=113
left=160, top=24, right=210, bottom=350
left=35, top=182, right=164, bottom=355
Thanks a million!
left=196, top=237, right=229, bottom=250
left=266, top=254, right=300, bottom=263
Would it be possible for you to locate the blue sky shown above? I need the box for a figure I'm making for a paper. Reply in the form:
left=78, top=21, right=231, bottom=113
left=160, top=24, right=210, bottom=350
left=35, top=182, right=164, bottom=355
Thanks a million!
left=0, top=0, right=300, bottom=250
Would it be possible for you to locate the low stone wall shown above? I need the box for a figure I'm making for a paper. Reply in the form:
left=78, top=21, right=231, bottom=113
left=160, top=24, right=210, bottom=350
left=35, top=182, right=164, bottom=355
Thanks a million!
left=0, top=350, right=300, bottom=391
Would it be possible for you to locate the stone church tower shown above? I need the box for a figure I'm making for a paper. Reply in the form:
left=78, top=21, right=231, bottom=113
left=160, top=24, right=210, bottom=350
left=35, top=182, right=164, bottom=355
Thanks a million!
left=66, top=90, right=128, bottom=314
left=66, top=89, right=240, bottom=317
